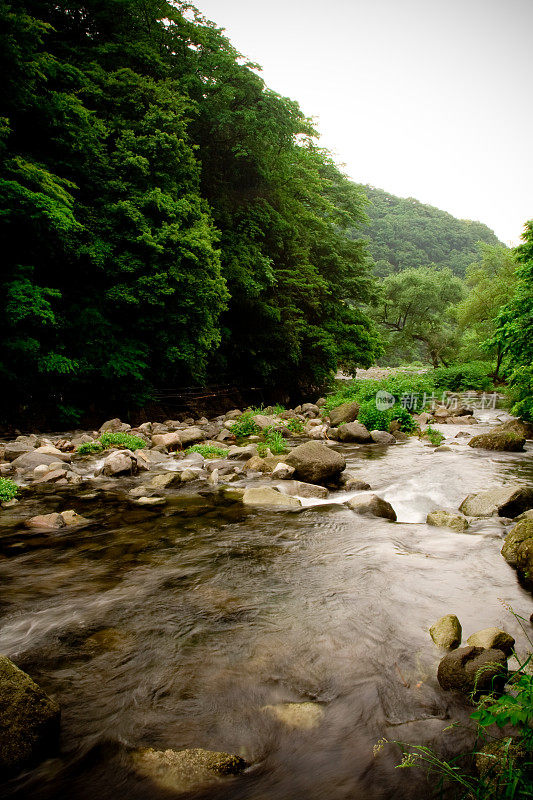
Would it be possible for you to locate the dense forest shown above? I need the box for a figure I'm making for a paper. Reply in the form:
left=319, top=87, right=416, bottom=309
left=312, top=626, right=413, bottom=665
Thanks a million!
left=353, top=185, right=504, bottom=278
left=1, top=0, right=531, bottom=425
left=0, top=0, right=380, bottom=423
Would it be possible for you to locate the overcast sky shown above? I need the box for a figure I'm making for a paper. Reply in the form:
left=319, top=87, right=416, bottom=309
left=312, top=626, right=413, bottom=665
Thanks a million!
left=195, top=0, right=532, bottom=245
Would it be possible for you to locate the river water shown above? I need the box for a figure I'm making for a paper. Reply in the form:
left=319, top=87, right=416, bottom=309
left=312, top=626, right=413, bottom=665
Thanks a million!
left=1, top=412, right=532, bottom=799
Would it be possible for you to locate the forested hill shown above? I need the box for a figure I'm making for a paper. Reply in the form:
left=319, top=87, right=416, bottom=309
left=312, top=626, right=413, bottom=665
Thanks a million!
left=354, top=185, right=505, bottom=277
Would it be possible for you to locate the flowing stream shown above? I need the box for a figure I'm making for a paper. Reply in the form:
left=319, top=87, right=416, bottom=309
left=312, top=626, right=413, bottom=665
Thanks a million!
left=1, top=411, right=532, bottom=799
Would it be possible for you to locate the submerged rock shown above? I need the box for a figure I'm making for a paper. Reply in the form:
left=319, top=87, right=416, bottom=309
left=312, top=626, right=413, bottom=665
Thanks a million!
left=284, top=441, right=345, bottom=484
left=242, top=487, right=301, bottom=508
left=262, top=702, right=324, bottom=729
left=426, top=510, right=469, bottom=531
left=459, top=486, right=533, bottom=518
left=466, top=628, right=515, bottom=656
left=132, top=747, right=247, bottom=793
left=429, top=615, right=462, bottom=649
left=0, top=656, right=60, bottom=778
left=345, top=494, right=396, bottom=521
left=437, top=646, right=507, bottom=694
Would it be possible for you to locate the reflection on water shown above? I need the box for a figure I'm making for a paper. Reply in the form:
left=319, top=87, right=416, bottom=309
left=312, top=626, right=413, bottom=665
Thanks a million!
left=0, top=426, right=532, bottom=799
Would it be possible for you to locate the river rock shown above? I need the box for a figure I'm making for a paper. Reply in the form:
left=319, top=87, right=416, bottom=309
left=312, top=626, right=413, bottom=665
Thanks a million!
left=466, top=628, right=515, bottom=655
left=495, top=419, right=533, bottom=439
left=101, top=450, right=137, bottom=477
left=429, top=615, right=462, bottom=649
left=284, top=442, right=346, bottom=484
left=370, top=430, right=396, bottom=444
left=468, top=431, right=525, bottom=451
left=515, top=509, right=533, bottom=522
left=149, top=472, right=182, bottom=489
left=178, top=427, right=204, bottom=447
left=329, top=401, right=360, bottom=427
left=345, top=494, right=396, bottom=520
left=242, top=486, right=301, bottom=508
left=426, top=510, right=469, bottom=531
left=4, top=442, right=35, bottom=462
left=151, top=432, right=183, bottom=450
left=34, top=468, right=69, bottom=484
left=278, top=480, right=328, bottom=499
left=271, top=462, right=295, bottom=479
left=134, top=496, right=167, bottom=506
left=337, top=422, right=372, bottom=443
left=459, top=486, right=533, bottom=518
left=244, top=456, right=270, bottom=473
left=516, top=539, right=533, bottom=586
left=228, top=444, right=257, bottom=460
left=501, top=519, right=533, bottom=566
left=252, top=414, right=279, bottom=430
left=132, top=747, right=247, bottom=793
left=10, top=452, right=67, bottom=471
left=437, top=646, right=507, bottom=694
left=262, top=702, right=324, bottom=729
left=99, top=418, right=130, bottom=433
left=25, top=512, right=66, bottom=529
left=34, top=446, right=71, bottom=463
left=0, top=657, right=61, bottom=778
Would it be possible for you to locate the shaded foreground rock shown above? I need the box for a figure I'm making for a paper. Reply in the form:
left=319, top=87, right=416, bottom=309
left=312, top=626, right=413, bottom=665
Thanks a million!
left=0, top=656, right=60, bottom=778
left=501, top=519, right=533, bottom=566
left=132, top=747, right=247, bottom=793
left=437, top=646, right=507, bottom=694
left=429, top=615, right=462, bottom=649
left=466, top=628, right=515, bottom=656
left=284, top=441, right=346, bottom=484
left=459, top=485, right=533, bottom=518
left=426, top=510, right=469, bottom=531
left=345, top=494, right=396, bottom=521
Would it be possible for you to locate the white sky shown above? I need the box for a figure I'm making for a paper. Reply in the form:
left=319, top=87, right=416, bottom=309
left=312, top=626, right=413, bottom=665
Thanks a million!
left=195, top=0, right=532, bottom=245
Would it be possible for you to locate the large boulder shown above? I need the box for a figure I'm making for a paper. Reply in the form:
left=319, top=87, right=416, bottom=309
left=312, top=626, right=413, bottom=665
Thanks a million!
left=10, top=452, right=67, bottom=471
left=345, top=494, right=396, bottom=521
left=132, top=747, right=247, bottom=793
left=336, top=422, right=372, bottom=443
left=501, top=519, right=533, bottom=566
left=429, top=615, right=462, bottom=649
left=328, top=401, right=360, bottom=427
left=494, top=419, right=533, bottom=439
left=242, top=487, right=301, bottom=508
left=466, top=628, right=515, bottom=656
left=284, top=442, right=346, bottom=484
left=426, top=510, right=469, bottom=532
left=0, top=656, right=60, bottom=778
left=460, top=486, right=533, bottom=518
left=370, top=430, right=396, bottom=444
left=151, top=432, right=183, bottom=450
left=468, top=431, right=525, bottom=452
left=99, top=418, right=130, bottom=433
left=4, top=442, right=35, bottom=462
left=437, top=646, right=507, bottom=694
left=178, top=426, right=204, bottom=447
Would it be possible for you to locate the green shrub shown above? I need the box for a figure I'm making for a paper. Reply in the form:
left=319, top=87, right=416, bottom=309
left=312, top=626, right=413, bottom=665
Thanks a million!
left=423, top=426, right=444, bottom=446
left=390, top=404, right=418, bottom=433
left=263, top=427, right=288, bottom=454
left=0, top=478, right=18, bottom=503
left=506, top=365, right=533, bottom=422
left=230, top=411, right=260, bottom=438
left=431, top=361, right=494, bottom=392
left=357, top=400, right=392, bottom=432
left=287, top=417, right=305, bottom=434
left=99, top=432, right=147, bottom=450
left=76, top=441, right=103, bottom=455
left=186, top=444, right=228, bottom=459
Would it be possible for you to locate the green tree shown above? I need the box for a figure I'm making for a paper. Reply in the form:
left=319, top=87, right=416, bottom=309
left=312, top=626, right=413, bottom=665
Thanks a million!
left=374, top=266, right=464, bottom=367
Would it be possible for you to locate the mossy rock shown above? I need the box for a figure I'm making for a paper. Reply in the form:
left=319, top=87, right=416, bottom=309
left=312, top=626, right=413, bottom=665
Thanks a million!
left=132, top=747, right=247, bottom=792
left=429, top=614, right=462, bottom=649
left=427, top=510, right=468, bottom=531
left=468, top=431, right=525, bottom=452
left=501, top=519, right=533, bottom=566
left=0, top=656, right=60, bottom=778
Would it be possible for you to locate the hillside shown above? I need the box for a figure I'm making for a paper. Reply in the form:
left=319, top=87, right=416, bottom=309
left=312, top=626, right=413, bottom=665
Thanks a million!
left=354, top=185, right=505, bottom=277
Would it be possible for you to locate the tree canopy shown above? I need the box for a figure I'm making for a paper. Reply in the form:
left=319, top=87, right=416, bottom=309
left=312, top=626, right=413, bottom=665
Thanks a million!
left=0, top=0, right=380, bottom=422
